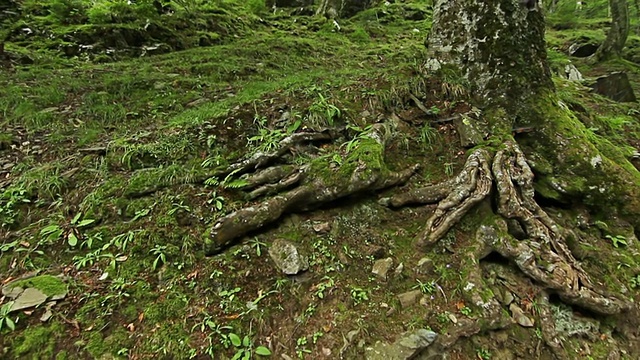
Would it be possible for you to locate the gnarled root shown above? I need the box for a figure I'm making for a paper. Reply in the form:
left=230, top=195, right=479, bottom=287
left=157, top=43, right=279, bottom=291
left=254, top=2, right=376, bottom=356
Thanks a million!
left=205, top=123, right=419, bottom=255
left=383, top=141, right=631, bottom=318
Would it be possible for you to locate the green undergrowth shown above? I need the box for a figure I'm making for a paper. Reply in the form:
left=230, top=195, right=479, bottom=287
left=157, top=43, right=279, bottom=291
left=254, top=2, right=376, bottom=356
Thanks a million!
left=2, top=0, right=640, bottom=359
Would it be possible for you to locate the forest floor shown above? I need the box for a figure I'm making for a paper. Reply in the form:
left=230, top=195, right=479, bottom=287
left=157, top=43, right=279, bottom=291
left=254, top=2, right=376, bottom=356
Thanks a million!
left=2, top=2, right=640, bottom=359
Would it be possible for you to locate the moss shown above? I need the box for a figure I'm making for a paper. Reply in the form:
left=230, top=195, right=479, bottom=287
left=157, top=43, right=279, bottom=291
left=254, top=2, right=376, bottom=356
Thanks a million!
left=8, top=275, right=67, bottom=297
left=12, top=322, right=63, bottom=358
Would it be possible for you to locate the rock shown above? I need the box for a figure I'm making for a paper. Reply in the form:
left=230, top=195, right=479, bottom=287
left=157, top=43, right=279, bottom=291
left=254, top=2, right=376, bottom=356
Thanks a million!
left=365, top=244, right=386, bottom=259
left=509, top=303, right=534, bottom=327
left=10, top=288, right=47, bottom=312
left=2, top=285, right=24, bottom=298
left=416, top=257, right=434, bottom=274
left=503, top=291, right=515, bottom=306
left=564, top=64, right=584, bottom=81
left=40, top=309, right=53, bottom=322
left=397, top=290, right=423, bottom=309
left=372, top=258, right=394, bottom=280
left=590, top=72, right=637, bottom=102
left=569, top=43, right=599, bottom=57
left=365, top=329, right=438, bottom=360
left=454, top=110, right=487, bottom=147
left=394, top=262, right=404, bottom=276
left=268, top=239, right=309, bottom=275
left=312, top=222, right=331, bottom=234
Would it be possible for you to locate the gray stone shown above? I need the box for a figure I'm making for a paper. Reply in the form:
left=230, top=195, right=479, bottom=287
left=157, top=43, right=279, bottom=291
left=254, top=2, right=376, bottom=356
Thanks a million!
left=416, top=257, right=434, bottom=274
left=10, top=288, right=47, bottom=312
left=312, top=222, right=331, bottom=234
left=1, top=285, right=24, bottom=299
left=454, top=111, right=487, bottom=147
left=564, top=64, right=583, bottom=81
left=268, top=239, right=309, bottom=275
left=509, top=303, right=534, bottom=327
left=503, top=291, right=514, bottom=306
left=372, top=257, right=393, bottom=280
left=365, top=329, right=438, bottom=360
left=591, top=72, right=637, bottom=102
left=397, top=290, right=423, bottom=309
left=394, top=262, right=404, bottom=276
left=569, top=43, right=599, bottom=57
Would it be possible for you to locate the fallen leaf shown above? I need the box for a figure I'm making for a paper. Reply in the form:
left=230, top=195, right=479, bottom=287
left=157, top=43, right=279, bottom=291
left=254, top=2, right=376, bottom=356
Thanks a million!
left=126, top=323, right=135, bottom=332
left=138, top=312, right=144, bottom=322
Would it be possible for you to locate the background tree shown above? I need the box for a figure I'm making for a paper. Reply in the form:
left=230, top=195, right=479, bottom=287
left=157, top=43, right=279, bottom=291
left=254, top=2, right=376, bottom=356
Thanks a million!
left=597, top=0, right=630, bottom=60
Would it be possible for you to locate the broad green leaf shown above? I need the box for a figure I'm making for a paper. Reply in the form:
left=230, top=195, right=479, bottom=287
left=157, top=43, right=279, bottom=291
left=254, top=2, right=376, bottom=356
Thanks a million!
left=231, top=350, right=243, bottom=360
left=77, top=219, right=95, bottom=227
left=229, top=333, right=241, bottom=347
left=255, top=346, right=272, bottom=356
left=71, top=212, right=82, bottom=224
left=41, top=224, right=60, bottom=235
left=68, top=233, right=78, bottom=247
left=242, top=335, right=250, bottom=347
left=6, top=317, right=15, bottom=331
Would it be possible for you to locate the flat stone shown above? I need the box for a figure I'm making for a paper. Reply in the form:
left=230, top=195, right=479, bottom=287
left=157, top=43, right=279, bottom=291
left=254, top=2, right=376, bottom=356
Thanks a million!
left=1, top=285, right=24, bottom=299
left=397, top=290, right=423, bottom=309
left=312, top=222, right=331, bottom=234
left=503, top=291, right=514, bottom=306
left=591, top=72, right=637, bottom=102
left=372, top=258, right=393, bottom=280
left=365, top=329, right=438, bottom=360
left=10, top=288, right=48, bottom=312
left=509, top=303, right=534, bottom=327
left=416, top=257, right=434, bottom=274
left=394, top=262, right=404, bottom=276
left=268, top=239, right=309, bottom=275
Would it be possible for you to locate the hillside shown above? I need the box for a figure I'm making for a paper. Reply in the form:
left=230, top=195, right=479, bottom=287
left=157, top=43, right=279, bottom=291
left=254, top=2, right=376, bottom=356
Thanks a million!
left=2, top=1, right=640, bottom=359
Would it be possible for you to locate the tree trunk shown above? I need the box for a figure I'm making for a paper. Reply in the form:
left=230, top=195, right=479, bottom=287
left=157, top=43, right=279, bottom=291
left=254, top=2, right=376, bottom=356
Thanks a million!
left=596, top=0, right=630, bottom=60
left=405, top=0, right=640, bottom=350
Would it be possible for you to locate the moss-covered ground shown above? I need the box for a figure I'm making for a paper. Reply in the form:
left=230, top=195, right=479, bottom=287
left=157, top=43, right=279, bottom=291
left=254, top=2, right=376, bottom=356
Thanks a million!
left=2, top=0, right=640, bottom=359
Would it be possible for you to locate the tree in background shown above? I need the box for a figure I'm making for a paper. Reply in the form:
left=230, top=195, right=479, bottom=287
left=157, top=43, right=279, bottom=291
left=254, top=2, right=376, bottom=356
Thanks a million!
left=597, top=0, right=630, bottom=59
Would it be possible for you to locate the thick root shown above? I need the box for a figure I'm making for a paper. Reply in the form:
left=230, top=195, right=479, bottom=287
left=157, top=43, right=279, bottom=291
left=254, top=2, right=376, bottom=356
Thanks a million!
left=205, top=123, right=419, bottom=255
left=384, top=141, right=631, bottom=318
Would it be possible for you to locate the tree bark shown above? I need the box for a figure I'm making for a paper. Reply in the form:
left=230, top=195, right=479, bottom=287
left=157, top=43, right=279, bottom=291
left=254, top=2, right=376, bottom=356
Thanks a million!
left=596, top=0, right=630, bottom=60
left=397, top=0, right=640, bottom=345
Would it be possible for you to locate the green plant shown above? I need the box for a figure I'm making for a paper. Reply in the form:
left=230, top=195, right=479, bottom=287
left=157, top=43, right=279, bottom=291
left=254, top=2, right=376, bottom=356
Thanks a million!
left=295, top=336, right=311, bottom=359
left=444, top=162, right=455, bottom=177
left=149, top=245, right=168, bottom=270
left=630, top=274, right=640, bottom=289
left=606, top=234, right=627, bottom=248
left=476, top=348, right=491, bottom=360
left=168, top=201, right=192, bottom=216
left=460, top=306, right=472, bottom=316
left=349, top=286, right=369, bottom=306
left=307, top=93, right=342, bottom=129
left=218, top=287, right=241, bottom=312
left=229, top=333, right=272, bottom=359
left=0, top=186, right=30, bottom=228
left=314, top=276, right=335, bottom=299
left=248, top=237, right=267, bottom=256
left=419, top=124, right=440, bottom=150
left=40, top=213, right=95, bottom=247
left=0, top=301, right=16, bottom=331
left=413, top=279, right=437, bottom=294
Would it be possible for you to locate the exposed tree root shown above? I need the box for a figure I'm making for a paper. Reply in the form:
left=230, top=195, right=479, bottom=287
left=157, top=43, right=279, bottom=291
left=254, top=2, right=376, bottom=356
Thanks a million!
left=383, top=141, right=631, bottom=317
left=205, top=123, right=419, bottom=255
left=435, top=231, right=513, bottom=349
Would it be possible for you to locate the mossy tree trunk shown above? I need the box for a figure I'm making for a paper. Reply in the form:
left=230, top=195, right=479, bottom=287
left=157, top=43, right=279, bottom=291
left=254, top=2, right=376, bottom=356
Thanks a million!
left=596, top=0, right=630, bottom=60
left=396, top=0, right=640, bottom=351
